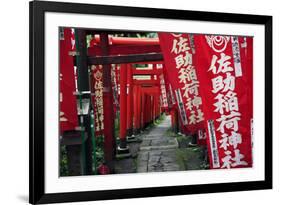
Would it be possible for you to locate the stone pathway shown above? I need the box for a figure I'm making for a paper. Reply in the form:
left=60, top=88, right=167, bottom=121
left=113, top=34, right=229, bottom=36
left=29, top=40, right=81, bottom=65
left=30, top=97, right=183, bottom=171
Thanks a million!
left=137, top=116, right=180, bottom=172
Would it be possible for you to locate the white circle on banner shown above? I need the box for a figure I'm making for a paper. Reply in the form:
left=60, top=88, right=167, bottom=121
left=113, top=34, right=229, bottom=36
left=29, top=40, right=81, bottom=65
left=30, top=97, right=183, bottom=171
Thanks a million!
left=206, top=35, right=230, bottom=52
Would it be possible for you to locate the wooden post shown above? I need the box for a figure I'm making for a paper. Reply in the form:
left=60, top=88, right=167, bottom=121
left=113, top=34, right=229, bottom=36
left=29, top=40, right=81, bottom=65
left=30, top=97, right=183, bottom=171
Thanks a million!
left=152, top=96, right=155, bottom=123
left=100, top=33, right=115, bottom=171
left=151, top=96, right=153, bottom=122
left=144, top=95, right=149, bottom=127
left=135, top=85, right=141, bottom=134
left=149, top=95, right=152, bottom=124
left=117, top=64, right=130, bottom=155
left=126, top=64, right=133, bottom=137
left=171, top=108, right=176, bottom=133
left=74, top=29, right=93, bottom=175
left=133, top=85, right=138, bottom=134
left=141, top=91, right=145, bottom=129
left=154, top=95, right=158, bottom=120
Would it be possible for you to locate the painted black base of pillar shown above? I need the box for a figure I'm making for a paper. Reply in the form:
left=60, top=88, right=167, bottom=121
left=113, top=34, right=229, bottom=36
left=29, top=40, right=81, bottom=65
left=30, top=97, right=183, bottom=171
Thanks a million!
left=116, top=139, right=131, bottom=158
left=189, top=133, right=198, bottom=147
left=143, top=123, right=148, bottom=129
left=133, top=128, right=140, bottom=135
left=116, top=148, right=131, bottom=158
left=116, top=146, right=130, bottom=154
left=126, top=128, right=133, bottom=137
left=126, top=134, right=138, bottom=142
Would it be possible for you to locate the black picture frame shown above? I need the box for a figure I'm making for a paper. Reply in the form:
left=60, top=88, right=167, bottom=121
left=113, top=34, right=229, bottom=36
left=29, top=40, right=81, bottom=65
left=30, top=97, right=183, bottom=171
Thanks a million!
left=29, top=0, right=272, bottom=204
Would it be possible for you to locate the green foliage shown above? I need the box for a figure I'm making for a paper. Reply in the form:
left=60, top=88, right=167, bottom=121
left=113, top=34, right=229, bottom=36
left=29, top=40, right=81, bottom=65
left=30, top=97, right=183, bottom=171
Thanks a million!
left=59, top=145, right=69, bottom=176
left=93, top=135, right=105, bottom=169
left=113, top=32, right=157, bottom=38
left=165, top=127, right=183, bottom=138
left=155, top=113, right=165, bottom=124
left=175, top=148, right=207, bottom=171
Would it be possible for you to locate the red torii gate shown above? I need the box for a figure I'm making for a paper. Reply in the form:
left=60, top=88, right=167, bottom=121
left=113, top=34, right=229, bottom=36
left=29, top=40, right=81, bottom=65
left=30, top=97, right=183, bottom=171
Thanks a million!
left=87, top=33, right=178, bottom=168
left=140, top=86, right=161, bottom=128
left=119, top=63, right=163, bottom=153
left=60, top=30, right=182, bottom=174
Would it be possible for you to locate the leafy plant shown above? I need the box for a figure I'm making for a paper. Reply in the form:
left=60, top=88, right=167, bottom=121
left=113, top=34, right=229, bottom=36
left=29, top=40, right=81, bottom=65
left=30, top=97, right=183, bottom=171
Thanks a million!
left=59, top=145, right=69, bottom=176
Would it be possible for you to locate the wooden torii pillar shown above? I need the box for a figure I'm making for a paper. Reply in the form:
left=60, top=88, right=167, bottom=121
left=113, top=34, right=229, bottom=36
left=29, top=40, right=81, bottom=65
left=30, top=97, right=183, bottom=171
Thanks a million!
left=100, top=33, right=116, bottom=170
left=137, top=85, right=161, bottom=128
left=87, top=35, right=165, bottom=160
left=133, top=85, right=141, bottom=134
left=170, top=108, right=179, bottom=133
left=141, top=91, right=146, bottom=130
left=126, top=64, right=134, bottom=138
left=117, top=64, right=130, bottom=155
left=144, top=92, right=149, bottom=128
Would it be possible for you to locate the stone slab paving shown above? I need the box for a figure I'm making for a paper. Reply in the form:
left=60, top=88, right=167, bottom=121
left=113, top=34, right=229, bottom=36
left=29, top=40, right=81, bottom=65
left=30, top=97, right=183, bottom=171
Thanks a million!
left=137, top=116, right=180, bottom=173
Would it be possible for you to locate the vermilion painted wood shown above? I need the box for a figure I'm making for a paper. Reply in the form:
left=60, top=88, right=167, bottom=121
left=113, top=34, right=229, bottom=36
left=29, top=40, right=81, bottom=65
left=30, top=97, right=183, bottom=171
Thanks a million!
left=133, top=85, right=138, bottom=131
left=88, top=53, right=163, bottom=65
left=132, top=69, right=162, bottom=75
left=119, top=64, right=127, bottom=140
left=133, top=79, right=159, bottom=85
left=136, top=85, right=142, bottom=130
left=140, top=86, right=160, bottom=94
left=88, top=45, right=161, bottom=56
left=141, top=92, right=146, bottom=128
left=100, top=33, right=116, bottom=171
left=133, top=61, right=164, bottom=65
left=126, top=64, right=133, bottom=133
left=170, top=108, right=176, bottom=131
left=151, top=96, right=154, bottom=122
left=91, top=35, right=159, bottom=45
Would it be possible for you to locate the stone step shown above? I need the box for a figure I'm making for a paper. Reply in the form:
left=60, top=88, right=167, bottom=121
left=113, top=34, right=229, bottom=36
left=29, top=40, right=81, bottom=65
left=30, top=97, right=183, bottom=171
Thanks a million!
left=139, top=138, right=178, bottom=151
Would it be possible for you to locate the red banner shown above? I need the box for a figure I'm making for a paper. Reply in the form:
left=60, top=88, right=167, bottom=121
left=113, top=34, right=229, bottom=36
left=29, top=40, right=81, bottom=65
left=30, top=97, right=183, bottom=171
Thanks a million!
left=240, top=37, right=254, bottom=157
left=59, top=28, right=78, bottom=133
left=90, top=65, right=104, bottom=136
left=240, top=37, right=254, bottom=122
left=155, top=64, right=169, bottom=110
left=193, top=34, right=253, bottom=169
left=158, top=33, right=205, bottom=134
left=161, top=64, right=177, bottom=111
left=111, top=64, right=120, bottom=118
